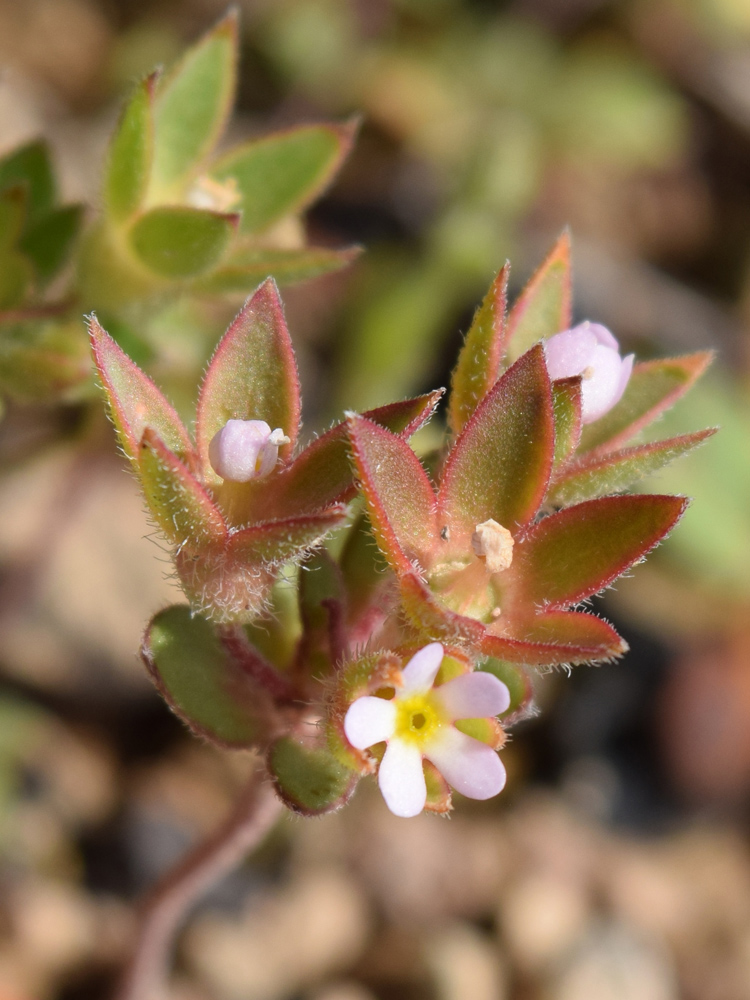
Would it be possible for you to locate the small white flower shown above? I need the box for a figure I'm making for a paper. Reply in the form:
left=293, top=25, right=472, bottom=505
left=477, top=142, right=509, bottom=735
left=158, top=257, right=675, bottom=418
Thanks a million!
left=344, top=643, right=510, bottom=818
left=544, top=321, right=634, bottom=424
left=208, top=419, right=290, bottom=482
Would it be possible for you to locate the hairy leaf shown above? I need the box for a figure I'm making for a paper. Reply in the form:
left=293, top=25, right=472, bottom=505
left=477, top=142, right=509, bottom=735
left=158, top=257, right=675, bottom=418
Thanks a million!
left=268, top=736, right=358, bottom=815
left=227, top=508, right=348, bottom=565
left=486, top=610, right=626, bottom=664
left=130, top=206, right=237, bottom=279
left=195, top=245, right=361, bottom=292
left=505, top=232, right=572, bottom=362
left=105, top=74, right=156, bottom=222
left=552, top=376, right=583, bottom=468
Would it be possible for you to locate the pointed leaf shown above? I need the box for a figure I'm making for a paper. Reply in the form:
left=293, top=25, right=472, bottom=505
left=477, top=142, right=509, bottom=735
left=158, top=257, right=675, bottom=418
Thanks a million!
left=485, top=610, right=626, bottom=665
left=348, top=414, right=438, bottom=574
left=88, top=316, right=195, bottom=465
left=130, top=206, right=237, bottom=279
left=0, top=186, right=27, bottom=250
left=439, top=344, right=554, bottom=538
left=228, top=508, right=348, bottom=565
left=268, top=736, right=358, bottom=815
left=0, top=141, right=54, bottom=221
left=449, top=263, right=509, bottom=435
left=548, top=429, right=716, bottom=507
left=194, top=245, right=361, bottom=292
left=196, top=279, right=300, bottom=481
left=105, top=73, right=156, bottom=222
left=505, top=232, right=572, bottom=362
left=138, top=427, right=227, bottom=548
left=579, top=352, right=713, bottom=455
left=297, top=549, right=347, bottom=678
left=399, top=572, right=486, bottom=646
left=514, top=494, right=689, bottom=608
left=340, top=511, right=390, bottom=638
left=143, top=605, right=274, bottom=748
left=211, top=120, right=357, bottom=234
left=20, top=205, right=83, bottom=284
left=552, top=376, right=583, bottom=469
left=151, top=12, right=237, bottom=194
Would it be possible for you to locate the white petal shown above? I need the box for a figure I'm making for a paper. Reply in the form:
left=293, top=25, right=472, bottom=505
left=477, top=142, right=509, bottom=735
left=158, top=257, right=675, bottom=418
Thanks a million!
left=344, top=696, right=396, bottom=750
left=400, top=642, right=444, bottom=695
left=544, top=325, right=597, bottom=381
left=580, top=343, right=622, bottom=423
left=434, top=672, right=510, bottom=721
left=378, top=739, right=427, bottom=818
left=589, top=322, right=619, bottom=351
left=425, top=727, right=506, bottom=800
left=612, top=353, right=634, bottom=407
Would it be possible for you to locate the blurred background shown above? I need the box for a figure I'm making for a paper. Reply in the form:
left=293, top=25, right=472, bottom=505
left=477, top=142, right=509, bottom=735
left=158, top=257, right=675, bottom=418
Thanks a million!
left=1, top=0, right=750, bottom=997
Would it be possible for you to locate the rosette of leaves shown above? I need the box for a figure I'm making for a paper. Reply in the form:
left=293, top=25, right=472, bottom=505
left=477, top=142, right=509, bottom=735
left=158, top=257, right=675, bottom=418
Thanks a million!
left=346, top=234, right=715, bottom=674
left=79, top=10, right=358, bottom=315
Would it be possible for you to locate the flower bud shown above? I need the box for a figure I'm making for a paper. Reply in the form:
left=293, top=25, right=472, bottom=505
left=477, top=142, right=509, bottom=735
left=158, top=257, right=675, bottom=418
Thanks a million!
left=208, top=419, right=289, bottom=482
left=544, top=322, right=634, bottom=424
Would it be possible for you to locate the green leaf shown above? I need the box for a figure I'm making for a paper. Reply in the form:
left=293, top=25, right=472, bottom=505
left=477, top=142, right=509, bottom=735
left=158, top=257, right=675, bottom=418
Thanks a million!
left=485, top=610, right=626, bottom=665
left=105, top=73, right=156, bottom=223
left=0, top=318, right=89, bottom=401
left=340, top=511, right=389, bottom=634
left=0, top=141, right=54, bottom=222
left=298, top=549, right=346, bottom=679
left=130, top=205, right=237, bottom=279
left=552, top=376, right=583, bottom=468
left=268, top=736, right=358, bottom=815
left=88, top=315, right=196, bottom=465
left=514, top=494, right=688, bottom=608
left=19, top=205, right=83, bottom=285
left=548, top=429, right=716, bottom=506
left=449, top=263, right=509, bottom=436
left=0, top=186, right=27, bottom=250
left=477, top=657, right=532, bottom=718
left=211, top=120, right=356, bottom=233
left=348, top=414, right=438, bottom=575
left=151, top=12, right=237, bottom=194
left=579, top=352, right=714, bottom=455
left=138, top=427, right=227, bottom=548
left=194, top=244, right=360, bottom=292
left=0, top=251, right=33, bottom=309
left=196, top=278, right=300, bottom=482
left=505, top=232, right=572, bottom=362
left=439, top=344, right=554, bottom=537
left=227, top=509, right=348, bottom=565
left=143, top=605, right=272, bottom=747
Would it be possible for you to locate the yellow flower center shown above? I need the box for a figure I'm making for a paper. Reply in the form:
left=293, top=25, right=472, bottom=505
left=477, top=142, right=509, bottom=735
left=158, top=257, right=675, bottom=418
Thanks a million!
left=394, top=692, right=447, bottom=746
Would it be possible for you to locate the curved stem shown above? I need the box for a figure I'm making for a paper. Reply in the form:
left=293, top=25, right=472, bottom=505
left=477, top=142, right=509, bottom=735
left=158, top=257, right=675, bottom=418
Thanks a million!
left=113, top=769, right=283, bottom=1000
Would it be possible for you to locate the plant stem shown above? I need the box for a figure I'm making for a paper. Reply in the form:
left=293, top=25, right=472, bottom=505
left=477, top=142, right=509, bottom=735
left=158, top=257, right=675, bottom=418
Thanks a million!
left=113, top=768, right=283, bottom=1000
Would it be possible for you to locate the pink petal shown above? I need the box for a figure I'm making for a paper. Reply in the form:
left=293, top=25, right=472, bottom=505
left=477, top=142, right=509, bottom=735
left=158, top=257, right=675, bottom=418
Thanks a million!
left=208, top=419, right=272, bottom=482
left=544, top=326, right=597, bottom=381
left=344, top=696, right=396, bottom=750
left=400, top=642, right=444, bottom=695
left=378, top=739, right=427, bottom=818
left=434, top=672, right=511, bottom=722
left=589, top=322, right=619, bottom=351
left=425, top=727, right=506, bottom=800
left=580, top=344, right=623, bottom=424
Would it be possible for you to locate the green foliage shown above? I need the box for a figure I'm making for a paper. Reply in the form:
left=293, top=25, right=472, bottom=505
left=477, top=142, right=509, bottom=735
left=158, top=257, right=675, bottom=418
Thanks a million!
left=268, top=737, right=358, bottom=815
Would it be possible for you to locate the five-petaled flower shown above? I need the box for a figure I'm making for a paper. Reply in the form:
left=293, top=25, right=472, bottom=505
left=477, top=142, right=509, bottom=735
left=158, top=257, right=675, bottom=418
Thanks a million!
left=344, top=643, right=510, bottom=817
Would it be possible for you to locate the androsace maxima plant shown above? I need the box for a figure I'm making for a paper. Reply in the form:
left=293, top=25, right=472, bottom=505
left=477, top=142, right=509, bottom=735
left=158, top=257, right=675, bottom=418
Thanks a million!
left=92, top=232, right=715, bottom=819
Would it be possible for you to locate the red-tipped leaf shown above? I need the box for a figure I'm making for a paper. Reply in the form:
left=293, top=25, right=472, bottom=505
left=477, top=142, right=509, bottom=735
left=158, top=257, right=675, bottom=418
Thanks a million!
left=227, top=508, right=348, bottom=565
left=505, top=232, right=572, bottom=362
left=484, top=610, right=626, bottom=666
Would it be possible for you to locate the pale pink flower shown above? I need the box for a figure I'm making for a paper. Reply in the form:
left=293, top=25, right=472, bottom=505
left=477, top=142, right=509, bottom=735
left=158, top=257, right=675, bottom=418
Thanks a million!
left=344, top=643, right=510, bottom=818
left=544, top=321, right=634, bottom=424
left=208, top=419, right=289, bottom=482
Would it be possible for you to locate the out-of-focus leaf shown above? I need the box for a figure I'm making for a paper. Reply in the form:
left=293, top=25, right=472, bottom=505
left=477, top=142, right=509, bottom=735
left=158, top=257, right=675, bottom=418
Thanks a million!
left=0, top=252, right=33, bottom=309
left=552, top=376, right=583, bottom=468
left=449, top=263, right=508, bottom=435
left=0, top=141, right=54, bottom=222
left=151, top=12, right=237, bottom=194
left=130, top=206, right=238, bottom=279
left=143, top=605, right=272, bottom=747
left=298, top=548, right=346, bottom=678
left=514, top=494, right=688, bottom=608
left=227, top=508, right=348, bottom=564
left=579, top=352, right=713, bottom=455
left=105, top=73, right=156, bottom=222
left=340, top=511, right=389, bottom=636
left=549, top=429, right=716, bottom=506
left=268, top=736, right=358, bottom=815
left=423, top=759, right=452, bottom=814
left=195, top=244, right=361, bottom=292
left=20, top=205, right=83, bottom=284
left=439, top=345, right=554, bottom=537
left=348, top=414, right=438, bottom=574
left=88, top=316, right=195, bottom=465
left=211, top=120, right=356, bottom=233
left=138, top=428, right=227, bottom=548
left=0, top=318, right=89, bottom=401
left=505, top=232, right=572, bottom=361
left=0, top=186, right=26, bottom=248
left=196, top=279, right=300, bottom=481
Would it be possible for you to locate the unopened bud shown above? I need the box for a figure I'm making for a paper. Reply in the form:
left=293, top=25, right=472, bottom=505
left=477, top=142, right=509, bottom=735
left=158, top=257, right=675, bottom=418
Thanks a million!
left=472, top=519, right=514, bottom=573
left=208, top=419, right=289, bottom=482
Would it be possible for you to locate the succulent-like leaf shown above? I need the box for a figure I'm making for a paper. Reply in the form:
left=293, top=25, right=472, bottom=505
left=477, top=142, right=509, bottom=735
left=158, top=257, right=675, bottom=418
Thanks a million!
left=20, top=205, right=83, bottom=285
left=194, top=245, right=361, bottom=292
left=211, top=120, right=357, bottom=234
left=130, top=206, right=238, bottom=279
left=552, top=376, right=583, bottom=468
left=439, top=345, right=554, bottom=538
left=138, top=427, right=227, bottom=548
left=348, top=415, right=438, bottom=574
left=548, top=429, right=716, bottom=507
left=340, top=511, right=391, bottom=641
left=399, top=572, right=486, bottom=646
left=579, top=352, right=713, bottom=455
left=150, top=11, right=237, bottom=194
left=449, top=263, right=509, bottom=436
left=142, top=605, right=275, bottom=748
left=514, top=494, right=689, bottom=609
left=487, top=610, right=627, bottom=664
left=268, top=736, right=359, bottom=815
left=227, top=508, right=348, bottom=565
left=297, top=549, right=347, bottom=678
left=196, top=279, right=300, bottom=481
left=105, top=74, right=156, bottom=223
left=88, top=316, right=195, bottom=465
left=505, top=232, right=572, bottom=362
left=0, top=141, right=54, bottom=222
